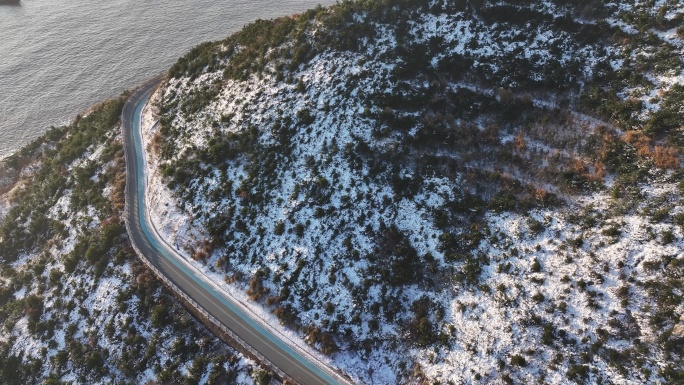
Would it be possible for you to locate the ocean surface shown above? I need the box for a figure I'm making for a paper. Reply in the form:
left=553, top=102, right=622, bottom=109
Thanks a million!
left=0, top=0, right=333, bottom=160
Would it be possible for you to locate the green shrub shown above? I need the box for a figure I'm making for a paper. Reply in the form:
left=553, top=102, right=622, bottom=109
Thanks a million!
left=531, top=258, right=541, bottom=273
left=253, top=369, right=273, bottom=385
left=510, top=354, right=527, bottom=367
left=532, top=292, right=545, bottom=302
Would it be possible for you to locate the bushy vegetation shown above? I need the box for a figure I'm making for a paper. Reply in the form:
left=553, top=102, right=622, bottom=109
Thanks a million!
left=0, top=98, right=124, bottom=265
left=0, top=97, right=255, bottom=384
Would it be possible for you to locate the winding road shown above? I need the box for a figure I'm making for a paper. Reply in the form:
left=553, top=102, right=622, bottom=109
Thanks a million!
left=121, top=78, right=352, bottom=385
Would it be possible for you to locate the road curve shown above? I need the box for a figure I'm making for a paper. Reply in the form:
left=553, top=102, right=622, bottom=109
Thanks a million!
left=121, top=78, right=351, bottom=385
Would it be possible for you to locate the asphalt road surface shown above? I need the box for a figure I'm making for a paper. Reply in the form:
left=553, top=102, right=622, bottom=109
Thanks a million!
left=121, top=79, right=350, bottom=385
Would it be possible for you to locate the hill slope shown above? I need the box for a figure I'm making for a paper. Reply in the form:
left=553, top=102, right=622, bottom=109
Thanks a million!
left=151, top=0, right=684, bottom=383
left=0, top=98, right=260, bottom=385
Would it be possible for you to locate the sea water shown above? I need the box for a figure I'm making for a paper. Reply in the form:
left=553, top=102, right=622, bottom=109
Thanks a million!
left=0, top=0, right=333, bottom=159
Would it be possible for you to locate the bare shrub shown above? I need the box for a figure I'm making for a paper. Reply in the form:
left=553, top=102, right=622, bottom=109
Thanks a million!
left=653, top=146, right=680, bottom=169
left=623, top=130, right=651, bottom=157
left=246, top=275, right=269, bottom=301
left=191, top=239, right=213, bottom=260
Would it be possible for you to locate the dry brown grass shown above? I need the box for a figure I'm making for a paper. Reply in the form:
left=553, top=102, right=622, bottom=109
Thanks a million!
left=593, top=161, right=606, bottom=179
left=566, top=156, right=605, bottom=185
left=622, top=130, right=680, bottom=169
left=149, top=130, right=164, bottom=156
left=514, top=132, right=526, bottom=151
left=246, top=275, right=269, bottom=301
left=534, top=188, right=549, bottom=200
left=653, top=146, right=680, bottom=169
left=191, top=239, right=214, bottom=260
left=623, top=130, right=651, bottom=157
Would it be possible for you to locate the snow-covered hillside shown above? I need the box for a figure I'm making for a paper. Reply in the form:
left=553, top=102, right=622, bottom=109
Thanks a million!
left=2, top=0, right=681, bottom=384
left=0, top=99, right=259, bottom=385
left=150, top=0, right=684, bottom=383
